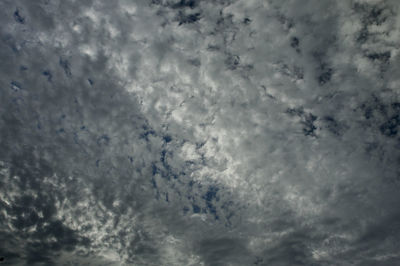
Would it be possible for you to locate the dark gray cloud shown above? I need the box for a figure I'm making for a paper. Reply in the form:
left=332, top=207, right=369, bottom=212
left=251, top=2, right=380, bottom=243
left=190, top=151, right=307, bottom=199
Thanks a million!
left=1, top=0, right=400, bottom=265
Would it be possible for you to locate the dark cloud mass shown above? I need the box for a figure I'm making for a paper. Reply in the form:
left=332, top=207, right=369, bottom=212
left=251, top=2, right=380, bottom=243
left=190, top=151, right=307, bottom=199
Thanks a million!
left=1, top=0, right=400, bottom=265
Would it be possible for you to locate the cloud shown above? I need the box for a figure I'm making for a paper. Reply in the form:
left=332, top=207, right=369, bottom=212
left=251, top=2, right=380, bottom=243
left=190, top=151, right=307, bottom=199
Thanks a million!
left=0, top=0, right=400, bottom=265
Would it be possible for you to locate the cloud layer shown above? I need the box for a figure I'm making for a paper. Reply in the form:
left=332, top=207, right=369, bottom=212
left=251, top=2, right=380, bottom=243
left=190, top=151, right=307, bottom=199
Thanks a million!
left=1, top=0, right=400, bottom=265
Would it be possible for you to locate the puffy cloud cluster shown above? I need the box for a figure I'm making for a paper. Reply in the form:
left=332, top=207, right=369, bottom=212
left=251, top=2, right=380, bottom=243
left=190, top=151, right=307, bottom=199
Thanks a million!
left=0, top=0, right=400, bottom=265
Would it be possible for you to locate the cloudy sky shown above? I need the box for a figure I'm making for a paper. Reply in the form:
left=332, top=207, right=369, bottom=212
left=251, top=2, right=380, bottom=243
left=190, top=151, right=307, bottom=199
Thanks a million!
left=1, top=0, right=400, bottom=265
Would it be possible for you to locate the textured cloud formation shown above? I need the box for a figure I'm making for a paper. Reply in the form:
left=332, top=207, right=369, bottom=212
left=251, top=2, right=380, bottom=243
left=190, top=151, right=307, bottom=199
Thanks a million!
left=1, top=0, right=400, bottom=265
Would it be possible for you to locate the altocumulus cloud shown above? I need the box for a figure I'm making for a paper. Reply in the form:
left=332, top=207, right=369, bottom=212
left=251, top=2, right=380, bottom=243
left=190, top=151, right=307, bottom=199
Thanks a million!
left=1, top=0, right=400, bottom=265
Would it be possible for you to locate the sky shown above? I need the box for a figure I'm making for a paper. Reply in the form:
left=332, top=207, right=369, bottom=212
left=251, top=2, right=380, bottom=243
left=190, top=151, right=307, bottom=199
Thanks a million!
left=0, top=0, right=400, bottom=265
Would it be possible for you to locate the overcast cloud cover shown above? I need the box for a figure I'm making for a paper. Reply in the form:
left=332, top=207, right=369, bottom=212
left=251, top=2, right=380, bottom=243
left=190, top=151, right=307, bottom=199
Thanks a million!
left=1, top=0, right=400, bottom=265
